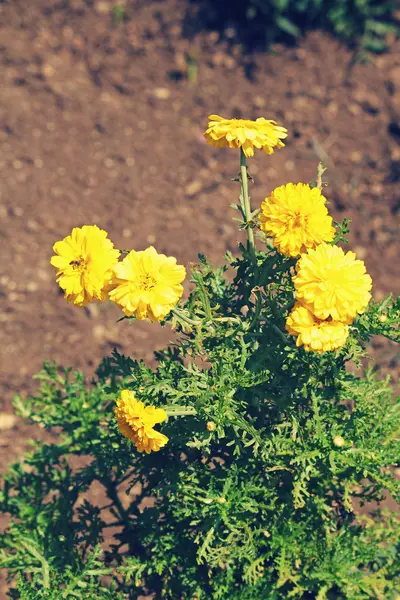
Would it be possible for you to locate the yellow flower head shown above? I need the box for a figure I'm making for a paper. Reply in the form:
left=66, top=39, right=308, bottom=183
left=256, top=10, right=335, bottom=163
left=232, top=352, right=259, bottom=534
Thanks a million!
left=293, top=244, right=372, bottom=322
left=333, top=435, right=346, bottom=447
left=259, top=183, right=335, bottom=257
left=114, top=389, right=168, bottom=454
left=286, top=303, right=349, bottom=353
left=50, top=225, right=120, bottom=307
left=204, top=114, right=287, bottom=158
left=109, top=246, right=186, bottom=321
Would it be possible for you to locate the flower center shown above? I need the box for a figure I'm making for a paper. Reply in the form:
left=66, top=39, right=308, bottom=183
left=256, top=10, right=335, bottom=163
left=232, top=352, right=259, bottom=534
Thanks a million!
left=69, top=256, right=87, bottom=272
left=316, top=315, right=333, bottom=326
left=139, top=274, right=158, bottom=291
left=291, top=212, right=308, bottom=228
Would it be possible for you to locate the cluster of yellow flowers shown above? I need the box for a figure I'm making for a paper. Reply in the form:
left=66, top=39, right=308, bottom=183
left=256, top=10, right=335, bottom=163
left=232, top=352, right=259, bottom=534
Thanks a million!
left=205, top=114, right=372, bottom=353
left=255, top=177, right=371, bottom=353
left=50, top=228, right=186, bottom=454
left=51, top=114, right=373, bottom=452
left=51, top=226, right=186, bottom=322
left=257, top=178, right=372, bottom=352
left=286, top=243, right=372, bottom=352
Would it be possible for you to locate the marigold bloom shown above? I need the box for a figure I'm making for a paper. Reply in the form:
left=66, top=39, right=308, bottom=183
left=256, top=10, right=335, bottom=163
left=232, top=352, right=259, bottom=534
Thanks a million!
left=204, top=114, right=287, bottom=158
left=109, top=246, right=186, bottom=321
left=114, top=389, right=168, bottom=453
left=293, top=244, right=372, bottom=322
left=50, top=225, right=120, bottom=307
left=259, top=183, right=335, bottom=257
left=286, top=303, right=349, bottom=353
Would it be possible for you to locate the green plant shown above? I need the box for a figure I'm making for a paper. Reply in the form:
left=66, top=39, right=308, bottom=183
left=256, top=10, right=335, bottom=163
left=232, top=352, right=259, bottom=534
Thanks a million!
left=1, top=118, right=400, bottom=599
left=190, top=0, right=399, bottom=52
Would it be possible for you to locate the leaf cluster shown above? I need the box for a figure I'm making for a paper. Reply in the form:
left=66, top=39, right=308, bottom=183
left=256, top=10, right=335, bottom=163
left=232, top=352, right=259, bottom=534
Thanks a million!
left=190, top=0, right=399, bottom=53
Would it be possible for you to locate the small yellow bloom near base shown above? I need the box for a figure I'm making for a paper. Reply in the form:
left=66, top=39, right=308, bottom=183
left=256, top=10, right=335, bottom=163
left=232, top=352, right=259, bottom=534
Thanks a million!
left=259, top=183, right=335, bottom=257
left=333, top=435, right=346, bottom=447
left=109, top=246, right=186, bottom=321
left=50, top=225, right=120, bottom=306
left=286, top=303, right=349, bottom=353
left=114, top=389, right=168, bottom=454
left=204, top=114, right=287, bottom=158
left=293, top=244, right=372, bottom=322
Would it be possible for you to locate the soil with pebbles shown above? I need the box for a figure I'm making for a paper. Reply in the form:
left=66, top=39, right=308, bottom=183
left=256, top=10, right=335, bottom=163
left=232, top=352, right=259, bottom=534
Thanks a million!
left=0, top=2, right=399, bottom=592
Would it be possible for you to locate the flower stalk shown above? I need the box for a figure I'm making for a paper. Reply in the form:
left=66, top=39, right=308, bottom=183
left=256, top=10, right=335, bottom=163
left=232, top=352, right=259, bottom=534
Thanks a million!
left=172, top=308, right=202, bottom=328
left=239, top=148, right=256, bottom=263
left=165, top=406, right=197, bottom=418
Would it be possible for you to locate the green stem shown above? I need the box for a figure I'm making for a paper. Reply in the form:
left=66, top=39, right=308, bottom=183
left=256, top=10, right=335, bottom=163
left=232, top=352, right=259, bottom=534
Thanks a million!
left=214, top=316, right=242, bottom=324
left=240, top=148, right=256, bottom=262
left=192, top=270, right=212, bottom=320
left=249, top=290, right=262, bottom=329
left=272, top=324, right=289, bottom=344
left=164, top=405, right=197, bottom=417
left=172, top=308, right=202, bottom=327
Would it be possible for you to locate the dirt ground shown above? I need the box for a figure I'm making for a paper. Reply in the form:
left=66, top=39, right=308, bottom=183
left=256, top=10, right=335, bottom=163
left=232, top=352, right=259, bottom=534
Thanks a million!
left=0, top=0, right=399, bottom=478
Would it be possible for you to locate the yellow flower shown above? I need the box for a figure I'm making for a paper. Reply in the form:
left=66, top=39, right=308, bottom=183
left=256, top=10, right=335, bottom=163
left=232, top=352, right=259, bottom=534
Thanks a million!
left=259, top=183, right=335, bottom=257
left=109, top=246, right=186, bottom=321
left=50, top=225, right=120, bottom=307
left=286, top=303, right=349, bottom=353
left=293, top=244, right=372, bottom=322
left=333, top=435, right=346, bottom=447
left=114, top=389, right=168, bottom=454
left=204, top=114, right=287, bottom=158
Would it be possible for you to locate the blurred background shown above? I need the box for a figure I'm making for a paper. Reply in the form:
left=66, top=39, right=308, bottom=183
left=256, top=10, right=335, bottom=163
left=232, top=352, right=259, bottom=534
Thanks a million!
left=0, top=0, right=399, bottom=465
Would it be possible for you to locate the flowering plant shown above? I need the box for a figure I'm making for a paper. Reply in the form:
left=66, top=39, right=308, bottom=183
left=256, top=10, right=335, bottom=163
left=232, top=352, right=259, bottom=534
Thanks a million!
left=1, top=115, right=400, bottom=600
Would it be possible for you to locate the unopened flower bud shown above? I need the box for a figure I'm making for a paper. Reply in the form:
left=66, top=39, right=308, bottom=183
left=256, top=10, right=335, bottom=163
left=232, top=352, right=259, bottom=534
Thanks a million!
left=333, top=435, right=345, bottom=447
left=216, top=497, right=226, bottom=504
left=263, top=530, right=271, bottom=538
left=206, top=421, right=216, bottom=432
left=378, top=314, right=387, bottom=323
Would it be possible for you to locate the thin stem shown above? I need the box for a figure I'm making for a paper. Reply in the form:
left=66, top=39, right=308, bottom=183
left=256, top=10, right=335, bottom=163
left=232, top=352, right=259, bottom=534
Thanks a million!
left=272, top=324, right=289, bottom=344
left=316, top=161, right=327, bottom=190
left=240, top=148, right=256, bottom=261
left=214, top=316, right=242, bottom=324
left=164, top=405, right=197, bottom=417
left=172, top=308, right=202, bottom=327
left=249, top=290, right=262, bottom=329
left=192, top=270, right=212, bottom=320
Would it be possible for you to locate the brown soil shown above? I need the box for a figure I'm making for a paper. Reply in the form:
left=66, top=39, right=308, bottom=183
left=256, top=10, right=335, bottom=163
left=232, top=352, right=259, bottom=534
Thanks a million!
left=0, top=1, right=399, bottom=591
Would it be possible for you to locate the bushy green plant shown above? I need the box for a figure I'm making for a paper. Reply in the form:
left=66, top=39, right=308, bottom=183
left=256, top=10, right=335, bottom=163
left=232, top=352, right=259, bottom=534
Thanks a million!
left=1, top=117, right=400, bottom=599
left=190, top=0, right=398, bottom=52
